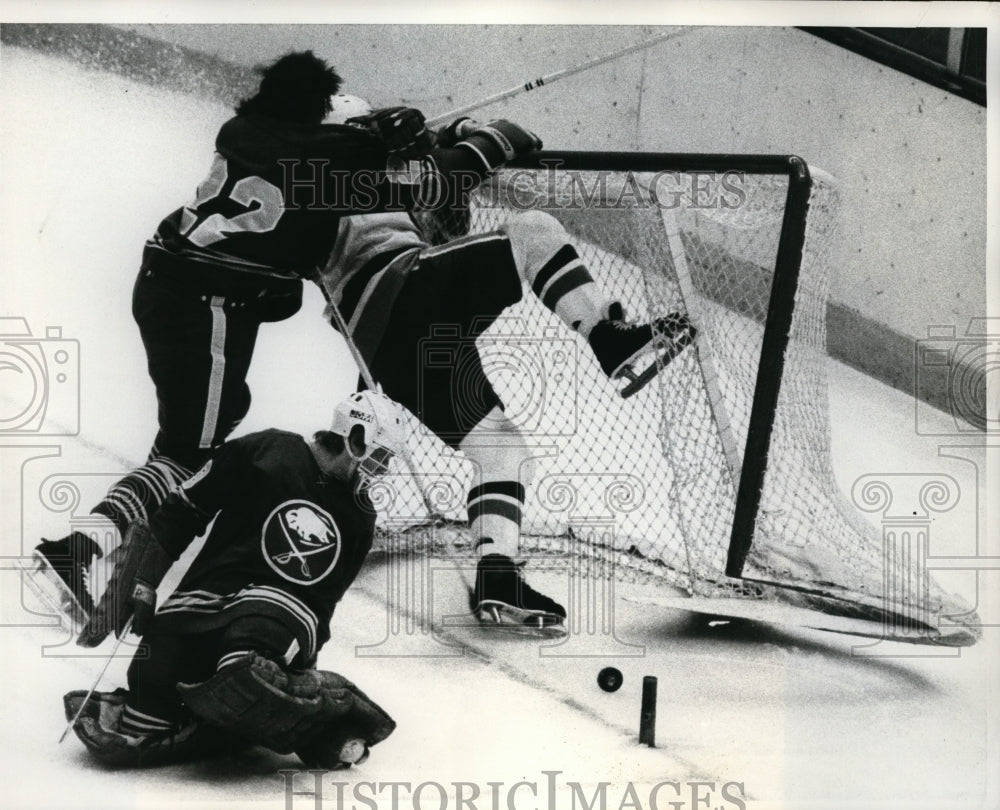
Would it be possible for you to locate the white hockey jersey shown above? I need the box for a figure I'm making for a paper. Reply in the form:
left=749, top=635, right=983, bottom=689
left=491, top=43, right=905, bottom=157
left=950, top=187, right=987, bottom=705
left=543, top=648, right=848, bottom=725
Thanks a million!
left=320, top=212, right=428, bottom=359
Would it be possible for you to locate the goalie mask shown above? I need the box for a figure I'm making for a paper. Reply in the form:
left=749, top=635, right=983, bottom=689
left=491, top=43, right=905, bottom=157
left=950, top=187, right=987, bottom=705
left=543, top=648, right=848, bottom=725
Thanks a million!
left=325, top=93, right=372, bottom=126
left=330, top=391, right=407, bottom=480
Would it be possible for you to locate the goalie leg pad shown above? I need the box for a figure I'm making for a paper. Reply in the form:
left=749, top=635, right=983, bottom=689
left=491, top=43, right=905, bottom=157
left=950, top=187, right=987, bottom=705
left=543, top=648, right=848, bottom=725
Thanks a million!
left=294, top=671, right=397, bottom=769
left=177, top=654, right=327, bottom=752
left=178, top=654, right=393, bottom=755
left=63, top=689, right=210, bottom=768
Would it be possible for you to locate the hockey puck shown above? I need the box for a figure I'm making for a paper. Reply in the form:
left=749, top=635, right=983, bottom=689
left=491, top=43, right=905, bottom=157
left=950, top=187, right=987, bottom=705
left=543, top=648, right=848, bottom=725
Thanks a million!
left=597, top=666, right=623, bottom=692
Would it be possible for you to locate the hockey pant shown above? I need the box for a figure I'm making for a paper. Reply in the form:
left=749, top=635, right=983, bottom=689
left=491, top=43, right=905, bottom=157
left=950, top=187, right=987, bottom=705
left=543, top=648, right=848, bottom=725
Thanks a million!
left=91, top=252, right=302, bottom=536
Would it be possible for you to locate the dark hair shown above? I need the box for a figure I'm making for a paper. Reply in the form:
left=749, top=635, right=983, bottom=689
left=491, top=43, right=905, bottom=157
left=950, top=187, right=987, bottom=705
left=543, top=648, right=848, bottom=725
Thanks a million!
left=236, top=51, right=342, bottom=124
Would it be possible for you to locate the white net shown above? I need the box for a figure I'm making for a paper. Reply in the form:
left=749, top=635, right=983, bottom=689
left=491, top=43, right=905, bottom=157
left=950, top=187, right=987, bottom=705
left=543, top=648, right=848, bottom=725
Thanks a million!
left=373, top=157, right=977, bottom=640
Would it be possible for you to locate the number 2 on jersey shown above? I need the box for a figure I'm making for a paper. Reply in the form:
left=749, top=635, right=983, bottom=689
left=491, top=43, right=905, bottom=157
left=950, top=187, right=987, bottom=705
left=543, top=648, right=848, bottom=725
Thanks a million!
left=179, top=154, right=285, bottom=247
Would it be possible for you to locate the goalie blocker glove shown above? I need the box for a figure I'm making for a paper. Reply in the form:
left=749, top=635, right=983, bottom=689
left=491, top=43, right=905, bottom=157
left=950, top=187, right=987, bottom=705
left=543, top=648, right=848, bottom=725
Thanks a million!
left=77, top=519, right=174, bottom=647
left=457, top=119, right=543, bottom=172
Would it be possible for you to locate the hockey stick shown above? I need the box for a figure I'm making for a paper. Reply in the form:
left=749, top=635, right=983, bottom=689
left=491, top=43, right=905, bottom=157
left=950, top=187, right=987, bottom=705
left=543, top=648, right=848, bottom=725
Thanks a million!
left=425, top=27, right=699, bottom=127
left=59, top=617, right=134, bottom=743
left=659, top=208, right=743, bottom=484
left=325, top=297, right=475, bottom=593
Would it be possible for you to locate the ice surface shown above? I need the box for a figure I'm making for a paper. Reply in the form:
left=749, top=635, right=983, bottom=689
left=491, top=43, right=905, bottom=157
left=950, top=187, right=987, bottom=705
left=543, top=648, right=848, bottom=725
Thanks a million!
left=0, top=47, right=996, bottom=810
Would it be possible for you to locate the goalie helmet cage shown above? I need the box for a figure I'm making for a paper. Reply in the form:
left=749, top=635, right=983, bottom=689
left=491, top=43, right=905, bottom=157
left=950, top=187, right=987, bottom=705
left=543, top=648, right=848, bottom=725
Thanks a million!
left=378, top=151, right=979, bottom=646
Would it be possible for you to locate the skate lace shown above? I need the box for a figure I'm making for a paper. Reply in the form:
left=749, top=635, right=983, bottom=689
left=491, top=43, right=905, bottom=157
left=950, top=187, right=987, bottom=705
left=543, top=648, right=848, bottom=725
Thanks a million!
left=607, top=310, right=645, bottom=331
left=611, top=311, right=688, bottom=335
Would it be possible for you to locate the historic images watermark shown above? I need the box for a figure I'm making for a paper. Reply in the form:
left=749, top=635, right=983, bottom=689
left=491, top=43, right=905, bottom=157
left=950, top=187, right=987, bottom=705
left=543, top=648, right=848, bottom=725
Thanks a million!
left=354, top=479, right=646, bottom=660
left=276, top=158, right=750, bottom=215
left=848, top=444, right=998, bottom=657
left=277, top=770, right=748, bottom=810
left=0, top=316, right=142, bottom=656
left=417, top=318, right=579, bottom=443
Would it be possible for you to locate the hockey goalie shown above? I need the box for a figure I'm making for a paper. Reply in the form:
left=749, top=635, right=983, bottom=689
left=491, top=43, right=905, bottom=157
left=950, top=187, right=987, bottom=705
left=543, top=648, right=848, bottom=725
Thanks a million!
left=63, top=392, right=405, bottom=768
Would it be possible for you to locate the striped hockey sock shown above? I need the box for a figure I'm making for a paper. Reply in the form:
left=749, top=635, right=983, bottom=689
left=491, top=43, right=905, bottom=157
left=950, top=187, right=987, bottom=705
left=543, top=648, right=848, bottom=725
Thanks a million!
left=468, top=481, right=525, bottom=559
left=91, top=449, right=194, bottom=537
left=529, top=245, right=606, bottom=338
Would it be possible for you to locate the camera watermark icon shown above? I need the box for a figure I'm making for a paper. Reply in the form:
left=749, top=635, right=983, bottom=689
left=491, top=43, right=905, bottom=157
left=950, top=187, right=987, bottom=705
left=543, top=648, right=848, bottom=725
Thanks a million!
left=418, top=318, right=578, bottom=442
left=0, top=317, right=80, bottom=436
left=914, top=318, right=999, bottom=435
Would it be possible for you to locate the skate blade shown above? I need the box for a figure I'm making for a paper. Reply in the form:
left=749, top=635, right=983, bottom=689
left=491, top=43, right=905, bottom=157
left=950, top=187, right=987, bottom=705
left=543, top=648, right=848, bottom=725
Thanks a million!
left=617, top=328, right=697, bottom=398
left=475, top=601, right=568, bottom=639
left=18, top=553, right=89, bottom=628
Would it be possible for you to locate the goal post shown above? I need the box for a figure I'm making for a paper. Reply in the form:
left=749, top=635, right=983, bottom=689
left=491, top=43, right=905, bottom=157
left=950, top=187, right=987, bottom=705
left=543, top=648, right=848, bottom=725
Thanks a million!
left=724, top=155, right=813, bottom=579
left=387, top=150, right=979, bottom=646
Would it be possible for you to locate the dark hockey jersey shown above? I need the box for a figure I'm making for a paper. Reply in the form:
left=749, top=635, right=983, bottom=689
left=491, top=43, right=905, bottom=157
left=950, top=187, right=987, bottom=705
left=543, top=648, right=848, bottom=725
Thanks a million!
left=149, top=429, right=376, bottom=660
left=148, top=113, right=489, bottom=281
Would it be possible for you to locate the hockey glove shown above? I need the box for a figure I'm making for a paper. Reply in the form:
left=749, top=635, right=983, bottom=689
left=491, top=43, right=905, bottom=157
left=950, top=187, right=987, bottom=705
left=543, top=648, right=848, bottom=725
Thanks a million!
left=457, top=119, right=542, bottom=171
left=434, top=117, right=481, bottom=148
left=349, top=106, right=435, bottom=158
left=77, top=520, right=174, bottom=646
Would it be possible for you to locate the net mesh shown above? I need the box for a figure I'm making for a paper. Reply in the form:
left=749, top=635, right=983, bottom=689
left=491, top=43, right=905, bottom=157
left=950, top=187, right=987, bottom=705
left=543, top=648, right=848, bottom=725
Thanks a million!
left=370, top=158, right=976, bottom=637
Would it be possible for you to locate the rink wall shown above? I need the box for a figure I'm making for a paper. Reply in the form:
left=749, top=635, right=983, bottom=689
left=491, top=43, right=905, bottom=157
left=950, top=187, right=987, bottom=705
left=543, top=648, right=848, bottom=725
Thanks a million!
left=0, top=22, right=987, bottom=426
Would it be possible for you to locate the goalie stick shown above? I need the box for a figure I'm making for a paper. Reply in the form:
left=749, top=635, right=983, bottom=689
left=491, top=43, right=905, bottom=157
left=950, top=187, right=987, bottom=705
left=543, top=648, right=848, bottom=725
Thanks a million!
left=59, top=617, right=134, bottom=744
left=325, top=294, right=475, bottom=596
left=659, top=208, right=743, bottom=484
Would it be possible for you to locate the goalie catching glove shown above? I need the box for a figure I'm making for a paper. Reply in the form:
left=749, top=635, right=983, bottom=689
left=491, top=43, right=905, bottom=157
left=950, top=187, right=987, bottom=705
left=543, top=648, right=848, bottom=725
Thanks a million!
left=349, top=106, right=435, bottom=158
left=77, top=519, right=173, bottom=647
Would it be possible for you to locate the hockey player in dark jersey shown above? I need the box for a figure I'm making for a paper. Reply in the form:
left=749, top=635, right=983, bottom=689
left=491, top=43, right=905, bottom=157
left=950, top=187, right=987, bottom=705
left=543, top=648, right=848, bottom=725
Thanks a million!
left=64, top=390, right=406, bottom=768
left=318, top=97, right=696, bottom=635
left=29, top=51, right=542, bottom=625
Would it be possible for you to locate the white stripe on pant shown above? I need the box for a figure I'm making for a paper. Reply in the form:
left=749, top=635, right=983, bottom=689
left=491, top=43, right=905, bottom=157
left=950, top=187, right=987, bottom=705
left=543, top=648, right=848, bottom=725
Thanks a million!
left=199, top=296, right=227, bottom=449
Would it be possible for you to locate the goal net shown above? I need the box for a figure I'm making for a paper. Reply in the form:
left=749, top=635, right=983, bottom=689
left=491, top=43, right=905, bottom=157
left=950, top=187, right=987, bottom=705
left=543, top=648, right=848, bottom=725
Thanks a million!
left=376, top=151, right=978, bottom=646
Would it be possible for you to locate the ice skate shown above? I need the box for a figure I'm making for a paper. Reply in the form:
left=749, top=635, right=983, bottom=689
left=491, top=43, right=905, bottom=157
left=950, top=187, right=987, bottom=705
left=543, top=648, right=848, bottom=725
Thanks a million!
left=589, top=304, right=696, bottom=398
left=21, top=532, right=102, bottom=626
left=472, top=553, right=567, bottom=637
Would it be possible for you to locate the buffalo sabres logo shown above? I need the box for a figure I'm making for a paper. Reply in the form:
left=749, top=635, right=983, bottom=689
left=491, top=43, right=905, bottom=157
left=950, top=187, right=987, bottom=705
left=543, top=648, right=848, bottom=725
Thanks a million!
left=261, top=500, right=341, bottom=584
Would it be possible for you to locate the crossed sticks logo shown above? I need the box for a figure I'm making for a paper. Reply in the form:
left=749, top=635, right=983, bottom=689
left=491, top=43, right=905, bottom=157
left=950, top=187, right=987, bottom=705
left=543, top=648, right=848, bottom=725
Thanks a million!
left=262, top=500, right=342, bottom=585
